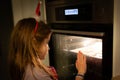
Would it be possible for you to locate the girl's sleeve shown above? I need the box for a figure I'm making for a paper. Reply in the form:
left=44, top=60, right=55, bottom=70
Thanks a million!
left=24, top=65, right=53, bottom=80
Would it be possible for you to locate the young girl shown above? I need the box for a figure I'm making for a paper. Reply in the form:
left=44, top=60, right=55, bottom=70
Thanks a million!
left=8, top=18, right=86, bottom=80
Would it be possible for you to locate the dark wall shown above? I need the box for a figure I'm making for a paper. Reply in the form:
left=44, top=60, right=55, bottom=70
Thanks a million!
left=0, top=0, right=13, bottom=80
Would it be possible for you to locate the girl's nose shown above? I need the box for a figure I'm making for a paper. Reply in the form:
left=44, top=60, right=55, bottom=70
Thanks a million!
left=47, top=44, right=50, bottom=50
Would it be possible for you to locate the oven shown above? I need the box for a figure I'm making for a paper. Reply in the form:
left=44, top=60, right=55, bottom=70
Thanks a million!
left=45, top=0, right=113, bottom=80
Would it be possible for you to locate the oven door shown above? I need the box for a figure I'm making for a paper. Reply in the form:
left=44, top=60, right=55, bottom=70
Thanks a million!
left=49, top=23, right=113, bottom=80
left=49, top=30, right=104, bottom=80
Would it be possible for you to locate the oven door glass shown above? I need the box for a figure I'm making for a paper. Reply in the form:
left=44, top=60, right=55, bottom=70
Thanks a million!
left=50, top=33, right=103, bottom=80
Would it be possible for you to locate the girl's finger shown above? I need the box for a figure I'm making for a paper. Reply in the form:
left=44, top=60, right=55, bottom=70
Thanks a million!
left=77, top=51, right=83, bottom=61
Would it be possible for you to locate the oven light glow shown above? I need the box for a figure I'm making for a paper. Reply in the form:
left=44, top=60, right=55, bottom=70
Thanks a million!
left=82, top=40, right=91, bottom=46
left=70, top=42, right=102, bottom=59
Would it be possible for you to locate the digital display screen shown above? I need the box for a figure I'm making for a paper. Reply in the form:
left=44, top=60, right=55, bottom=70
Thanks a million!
left=64, top=9, right=78, bottom=15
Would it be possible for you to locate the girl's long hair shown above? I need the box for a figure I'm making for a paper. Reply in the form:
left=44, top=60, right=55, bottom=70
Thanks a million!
left=8, top=18, right=53, bottom=80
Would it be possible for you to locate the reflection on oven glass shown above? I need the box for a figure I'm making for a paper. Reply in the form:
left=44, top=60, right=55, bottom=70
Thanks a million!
left=62, top=36, right=102, bottom=59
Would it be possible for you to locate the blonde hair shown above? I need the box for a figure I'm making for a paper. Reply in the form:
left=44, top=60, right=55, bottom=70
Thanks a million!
left=8, top=18, right=54, bottom=80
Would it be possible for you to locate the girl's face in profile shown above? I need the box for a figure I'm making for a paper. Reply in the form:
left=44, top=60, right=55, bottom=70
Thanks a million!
left=38, top=33, right=51, bottom=60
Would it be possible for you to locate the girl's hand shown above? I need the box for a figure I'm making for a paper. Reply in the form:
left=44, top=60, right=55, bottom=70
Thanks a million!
left=75, top=51, right=87, bottom=75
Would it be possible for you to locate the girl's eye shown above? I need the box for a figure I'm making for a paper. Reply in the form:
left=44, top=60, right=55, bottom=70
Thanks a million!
left=45, top=41, right=49, bottom=44
left=47, top=40, right=50, bottom=43
left=45, top=38, right=50, bottom=44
